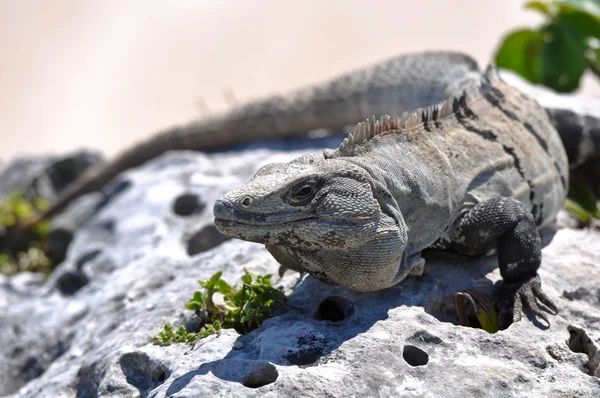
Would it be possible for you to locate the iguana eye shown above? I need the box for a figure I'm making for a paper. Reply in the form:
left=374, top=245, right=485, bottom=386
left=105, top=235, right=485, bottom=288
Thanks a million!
left=289, top=181, right=317, bottom=204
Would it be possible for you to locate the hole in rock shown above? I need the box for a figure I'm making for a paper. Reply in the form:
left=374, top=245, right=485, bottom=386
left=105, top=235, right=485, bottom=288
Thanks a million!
left=45, top=151, right=103, bottom=193
left=284, top=347, right=324, bottom=366
left=46, top=228, right=74, bottom=266
left=567, top=325, right=599, bottom=376
left=76, top=249, right=102, bottom=270
left=315, top=295, right=355, bottom=321
left=119, top=351, right=170, bottom=397
left=20, top=357, right=44, bottom=380
left=402, top=345, right=429, bottom=367
left=425, top=290, right=500, bottom=333
left=172, top=193, right=205, bottom=216
left=242, top=363, right=278, bottom=388
left=187, top=225, right=230, bottom=256
left=55, top=270, right=89, bottom=295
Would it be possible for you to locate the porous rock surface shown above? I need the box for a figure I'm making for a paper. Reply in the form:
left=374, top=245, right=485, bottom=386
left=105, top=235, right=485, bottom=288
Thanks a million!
left=0, top=141, right=599, bottom=397
left=0, top=151, right=103, bottom=202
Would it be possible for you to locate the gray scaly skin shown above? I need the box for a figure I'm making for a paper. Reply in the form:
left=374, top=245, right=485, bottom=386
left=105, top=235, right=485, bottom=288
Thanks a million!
left=214, top=66, right=570, bottom=328
left=28, top=52, right=481, bottom=224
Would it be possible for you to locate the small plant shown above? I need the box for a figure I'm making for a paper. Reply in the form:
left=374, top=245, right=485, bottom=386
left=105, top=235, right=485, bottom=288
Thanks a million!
left=0, top=190, right=52, bottom=276
left=563, top=175, right=600, bottom=225
left=153, top=269, right=286, bottom=345
left=495, top=0, right=600, bottom=93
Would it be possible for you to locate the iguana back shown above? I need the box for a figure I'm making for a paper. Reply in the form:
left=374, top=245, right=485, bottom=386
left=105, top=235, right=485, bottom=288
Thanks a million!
left=328, top=66, right=568, bottom=255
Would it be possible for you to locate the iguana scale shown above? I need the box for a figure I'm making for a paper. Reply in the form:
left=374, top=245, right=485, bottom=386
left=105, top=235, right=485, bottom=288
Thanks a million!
left=213, top=65, right=575, bottom=327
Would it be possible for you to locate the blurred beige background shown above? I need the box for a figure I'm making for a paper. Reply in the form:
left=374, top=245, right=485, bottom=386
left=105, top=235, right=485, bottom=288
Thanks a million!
left=1, top=0, right=599, bottom=162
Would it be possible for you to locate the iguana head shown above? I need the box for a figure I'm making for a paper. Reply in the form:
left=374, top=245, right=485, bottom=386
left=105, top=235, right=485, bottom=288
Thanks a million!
left=213, top=152, right=382, bottom=249
left=214, top=151, right=411, bottom=292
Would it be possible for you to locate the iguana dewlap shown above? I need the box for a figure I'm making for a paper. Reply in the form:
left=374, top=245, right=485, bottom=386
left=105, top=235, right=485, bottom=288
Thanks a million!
left=214, top=66, right=566, bottom=327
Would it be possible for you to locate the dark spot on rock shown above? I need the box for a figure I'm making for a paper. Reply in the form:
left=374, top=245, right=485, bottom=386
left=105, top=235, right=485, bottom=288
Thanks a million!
left=95, top=220, right=116, bottom=233
left=172, top=193, right=205, bottom=216
left=315, top=295, right=354, bottom=321
left=284, top=346, right=324, bottom=366
left=424, top=293, right=462, bottom=325
left=46, top=228, right=74, bottom=266
left=563, top=287, right=600, bottom=307
left=55, top=270, right=89, bottom=295
left=76, top=360, right=103, bottom=397
left=11, top=346, right=23, bottom=358
left=297, top=334, right=327, bottom=346
left=49, top=340, right=69, bottom=361
left=567, top=325, right=600, bottom=376
left=119, top=351, right=170, bottom=397
left=187, top=225, right=230, bottom=256
left=408, top=330, right=444, bottom=345
left=546, top=344, right=568, bottom=362
left=75, top=249, right=102, bottom=270
left=402, top=345, right=429, bottom=367
left=20, top=356, right=44, bottom=380
left=44, top=151, right=104, bottom=194
left=242, top=363, right=278, bottom=388
left=95, top=179, right=132, bottom=211
left=184, top=315, right=206, bottom=334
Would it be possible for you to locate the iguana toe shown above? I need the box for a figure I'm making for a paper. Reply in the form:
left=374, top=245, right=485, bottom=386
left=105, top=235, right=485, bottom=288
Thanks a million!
left=497, top=274, right=557, bottom=329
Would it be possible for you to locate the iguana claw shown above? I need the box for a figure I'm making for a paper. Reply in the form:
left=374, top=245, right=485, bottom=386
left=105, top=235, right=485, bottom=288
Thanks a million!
left=497, top=274, right=558, bottom=329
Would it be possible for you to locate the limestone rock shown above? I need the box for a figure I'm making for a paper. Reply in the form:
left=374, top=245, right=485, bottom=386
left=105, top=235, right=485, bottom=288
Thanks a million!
left=0, top=144, right=598, bottom=397
left=0, top=151, right=103, bottom=202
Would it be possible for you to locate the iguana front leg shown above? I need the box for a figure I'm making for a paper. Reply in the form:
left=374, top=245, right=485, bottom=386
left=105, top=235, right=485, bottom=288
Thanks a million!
left=450, top=197, right=558, bottom=328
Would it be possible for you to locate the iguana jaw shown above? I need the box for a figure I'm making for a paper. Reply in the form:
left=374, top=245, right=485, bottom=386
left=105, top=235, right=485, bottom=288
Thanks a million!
left=214, top=201, right=374, bottom=246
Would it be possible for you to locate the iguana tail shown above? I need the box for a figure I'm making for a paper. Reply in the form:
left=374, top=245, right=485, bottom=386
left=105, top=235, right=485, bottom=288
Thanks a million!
left=545, top=108, right=600, bottom=169
left=26, top=52, right=481, bottom=225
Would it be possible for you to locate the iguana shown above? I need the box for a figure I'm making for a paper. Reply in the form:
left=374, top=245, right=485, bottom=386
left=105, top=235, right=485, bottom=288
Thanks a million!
left=213, top=65, right=574, bottom=329
left=27, top=52, right=599, bottom=226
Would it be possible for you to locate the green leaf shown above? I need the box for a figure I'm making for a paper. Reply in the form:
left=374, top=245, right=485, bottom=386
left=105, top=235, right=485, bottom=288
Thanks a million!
left=564, top=173, right=600, bottom=223
left=559, top=8, right=600, bottom=39
left=216, top=279, right=233, bottom=295
left=476, top=307, right=500, bottom=334
left=570, top=174, right=600, bottom=215
left=34, top=197, right=50, bottom=212
left=31, top=220, right=50, bottom=237
left=205, top=271, right=223, bottom=290
left=186, top=291, right=206, bottom=310
left=558, top=0, right=600, bottom=20
left=564, top=198, right=595, bottom=223
left=525, top=0, right=554, bottom=16
left=540, top=18, right=589, bottom=92
left=241, top=269, right=253, bottom=285
left=495, top=29, right=545, bottom=83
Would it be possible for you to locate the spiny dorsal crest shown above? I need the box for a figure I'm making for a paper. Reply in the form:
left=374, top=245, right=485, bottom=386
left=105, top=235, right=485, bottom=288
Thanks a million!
left=338, top=64, right=501, bottom=153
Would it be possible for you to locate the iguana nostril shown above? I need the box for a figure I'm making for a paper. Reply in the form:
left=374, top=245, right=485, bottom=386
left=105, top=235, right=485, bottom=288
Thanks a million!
left=241, top=197, right=253, bottom=207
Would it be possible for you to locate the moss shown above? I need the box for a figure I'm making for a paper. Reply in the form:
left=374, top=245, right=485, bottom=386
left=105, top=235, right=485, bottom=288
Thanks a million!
left=0, top=190, right=52, bottom=276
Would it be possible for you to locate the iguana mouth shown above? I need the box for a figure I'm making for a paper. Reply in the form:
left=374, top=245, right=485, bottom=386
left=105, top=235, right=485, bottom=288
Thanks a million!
left=213, top=215, right=319, bottom=227
left=213, top=197, right=320, bottom=227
